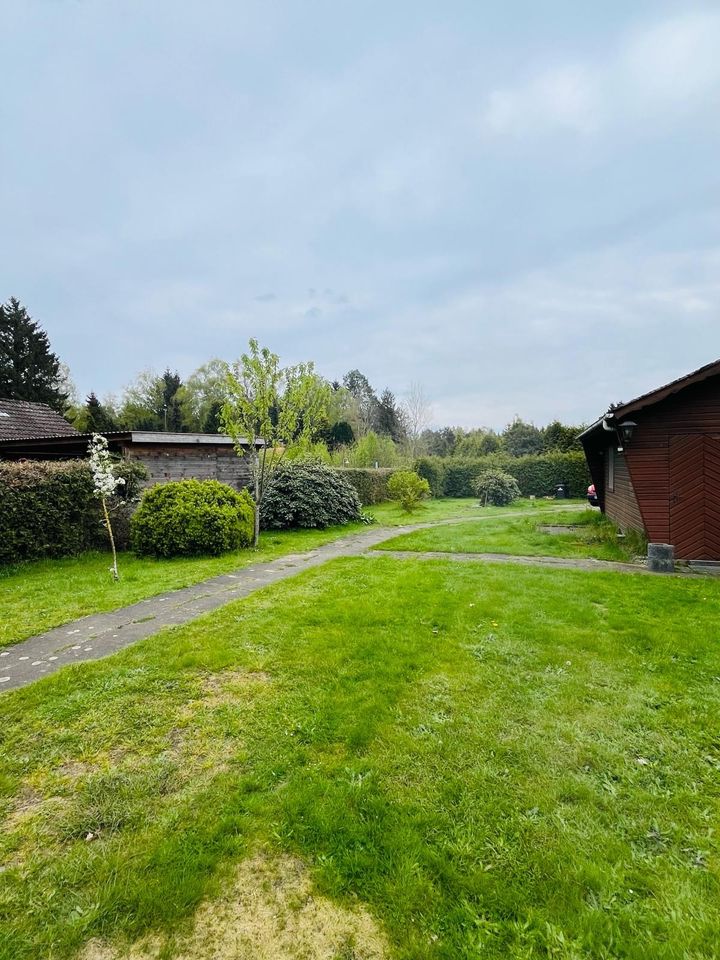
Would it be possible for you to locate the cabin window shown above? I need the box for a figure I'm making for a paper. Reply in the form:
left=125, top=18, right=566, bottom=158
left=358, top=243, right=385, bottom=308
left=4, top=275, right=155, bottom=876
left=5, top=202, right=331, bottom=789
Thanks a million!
left=607, top=446, right=615, bottom=492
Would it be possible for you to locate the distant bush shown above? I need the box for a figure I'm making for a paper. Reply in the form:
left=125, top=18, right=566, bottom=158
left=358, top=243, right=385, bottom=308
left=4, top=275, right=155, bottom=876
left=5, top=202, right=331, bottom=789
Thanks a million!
left=413, top=456, right=445, bottom=498
left=387, top=470, right=431, bottom=513
left=471, top=469, right=521, bottom=506
left=261, top=462, right=361, bottom=529
left=131, top=479, right=254, bottom=558
left=336, top=468, right=399, bottom=505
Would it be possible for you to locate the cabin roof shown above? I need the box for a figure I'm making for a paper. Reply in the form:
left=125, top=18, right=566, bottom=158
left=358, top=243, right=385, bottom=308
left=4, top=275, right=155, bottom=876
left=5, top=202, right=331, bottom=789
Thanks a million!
left=579, top=358, right=720, bottom=443
left=0, top=399, right=79, bottom=441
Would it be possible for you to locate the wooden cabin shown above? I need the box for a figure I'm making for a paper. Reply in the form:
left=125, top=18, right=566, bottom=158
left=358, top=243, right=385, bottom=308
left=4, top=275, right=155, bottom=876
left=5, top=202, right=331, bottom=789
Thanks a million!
left=579, top=360, right=720, bottom=561
left=0, top=424, right=256, bottom=491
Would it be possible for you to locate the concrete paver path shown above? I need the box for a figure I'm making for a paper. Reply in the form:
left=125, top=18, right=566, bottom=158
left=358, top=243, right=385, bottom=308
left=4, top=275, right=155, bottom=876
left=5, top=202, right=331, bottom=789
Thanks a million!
left=1, top=504, right=643, bottom=694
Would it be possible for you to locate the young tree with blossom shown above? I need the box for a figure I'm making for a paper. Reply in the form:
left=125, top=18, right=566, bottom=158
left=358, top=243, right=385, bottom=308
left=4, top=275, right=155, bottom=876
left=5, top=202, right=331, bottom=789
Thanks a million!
left=88, top=433, right=125, bottom=580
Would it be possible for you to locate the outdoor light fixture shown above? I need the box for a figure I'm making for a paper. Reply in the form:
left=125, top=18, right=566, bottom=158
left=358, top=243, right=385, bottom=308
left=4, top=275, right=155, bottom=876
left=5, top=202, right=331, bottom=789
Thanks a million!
left=616, top=420, right=637, bottom=451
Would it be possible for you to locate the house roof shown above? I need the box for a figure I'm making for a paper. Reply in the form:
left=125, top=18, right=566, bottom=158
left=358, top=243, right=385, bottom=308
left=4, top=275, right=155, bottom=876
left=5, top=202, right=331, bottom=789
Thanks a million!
left=579, top=358, right=720, bottom=443
left=0, top=430, right=261, bottom=458
left=0, top=399, right=78, bottom=441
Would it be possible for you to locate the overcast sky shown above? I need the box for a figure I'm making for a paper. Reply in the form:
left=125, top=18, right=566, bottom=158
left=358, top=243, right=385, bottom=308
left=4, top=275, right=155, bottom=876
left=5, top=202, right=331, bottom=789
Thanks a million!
left=2, top=1, right=719, bottom=428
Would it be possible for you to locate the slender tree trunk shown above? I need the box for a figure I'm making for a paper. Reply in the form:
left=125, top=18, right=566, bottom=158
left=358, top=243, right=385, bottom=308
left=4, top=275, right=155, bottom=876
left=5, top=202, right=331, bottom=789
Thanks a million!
left=253, top=450, right=261, bottom=548
left=101, top=496, right=119, bottom=581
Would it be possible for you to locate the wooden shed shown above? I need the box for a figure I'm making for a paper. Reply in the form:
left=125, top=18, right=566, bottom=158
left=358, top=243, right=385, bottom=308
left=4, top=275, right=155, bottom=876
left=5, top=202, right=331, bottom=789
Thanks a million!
left=579, top=360, right=720, bottom=561
left=0, top=430, right=257, bottom=490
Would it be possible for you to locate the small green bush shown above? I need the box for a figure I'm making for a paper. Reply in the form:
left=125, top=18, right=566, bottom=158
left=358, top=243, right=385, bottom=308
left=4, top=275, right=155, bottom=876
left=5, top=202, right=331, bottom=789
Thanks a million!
left=131, top=480, right=254, bottom=558
left=261, top=462, right=361, bottom=529
left=471, top=469, right=521, bottom=506
left=387, top=470, right=431, bottom=513
left=335, top=468, right=399, bottom=505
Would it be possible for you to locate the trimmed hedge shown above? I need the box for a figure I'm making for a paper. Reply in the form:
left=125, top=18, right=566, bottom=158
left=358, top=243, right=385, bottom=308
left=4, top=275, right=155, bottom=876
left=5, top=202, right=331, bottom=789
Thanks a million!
left=261, top=463, right=361, bottom=529
left=413, top=457, right=445, bottom=497
left=426, top=452, right=590, bottom=499
left=0, top=460, right=144, bottom=565
left=335, top=467, right=400, bottom=505
left=131, top=479, right=254, bottom=558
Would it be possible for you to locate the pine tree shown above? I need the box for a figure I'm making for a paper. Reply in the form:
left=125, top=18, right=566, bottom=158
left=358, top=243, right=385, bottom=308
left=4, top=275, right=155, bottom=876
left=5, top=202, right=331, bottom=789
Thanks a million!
left=84, top=393, right=118, bottom=432
left=161, top=368, right=184, bottom=431
left=376, top=388, right=407, bottom=443
left=0, top=298, right=67, bottom=411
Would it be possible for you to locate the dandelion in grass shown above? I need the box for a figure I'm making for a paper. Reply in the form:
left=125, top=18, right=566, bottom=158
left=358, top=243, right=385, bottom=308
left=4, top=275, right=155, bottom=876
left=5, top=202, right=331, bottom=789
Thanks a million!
left=88, top=433, right=125, bottom=581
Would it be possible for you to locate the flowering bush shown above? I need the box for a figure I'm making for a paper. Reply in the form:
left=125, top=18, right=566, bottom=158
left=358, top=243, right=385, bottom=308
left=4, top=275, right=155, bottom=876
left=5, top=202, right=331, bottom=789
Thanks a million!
left=89, top=434, right=126, bottom=579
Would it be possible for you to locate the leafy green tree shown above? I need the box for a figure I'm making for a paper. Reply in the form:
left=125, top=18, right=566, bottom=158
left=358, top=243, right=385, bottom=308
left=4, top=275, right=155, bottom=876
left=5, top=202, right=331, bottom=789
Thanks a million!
left=0, top=298, right=67, bottom=411
left=502, top=418, right=544, bottom=457
left=179, top=359, right=230, bottom=432
left=543, top=420, right=583, bottom=453
left=342, top=369, right=378, bottom=435
left=454, top=428, right=502, bottom=457
left=117, top=368, right=185, bottom=431
left=347, top=430, right=401, bottom=467
left=117, top=370, right=166, bottom=429
left=221, top=339, right=331, bottom=546
left=422, top=427, right=457, bottom=458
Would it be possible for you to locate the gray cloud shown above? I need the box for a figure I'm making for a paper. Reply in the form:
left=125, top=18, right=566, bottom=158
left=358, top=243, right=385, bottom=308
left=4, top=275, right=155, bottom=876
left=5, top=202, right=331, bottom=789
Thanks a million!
left=2, top=1, right=719, bottom=428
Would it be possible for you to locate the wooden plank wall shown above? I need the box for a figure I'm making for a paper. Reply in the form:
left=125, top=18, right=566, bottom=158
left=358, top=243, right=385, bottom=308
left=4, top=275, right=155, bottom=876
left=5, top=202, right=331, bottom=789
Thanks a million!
left=625, top=377, right=720, bottom=545
left=124, top=444, right=253, bottom=490
left=604, top=448, right=645, bottom=533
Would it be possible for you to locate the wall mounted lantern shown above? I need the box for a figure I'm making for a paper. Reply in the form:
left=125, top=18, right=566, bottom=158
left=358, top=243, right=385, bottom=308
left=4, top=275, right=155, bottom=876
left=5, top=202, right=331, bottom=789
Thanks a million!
left=616, top=420, right=637, bottom=452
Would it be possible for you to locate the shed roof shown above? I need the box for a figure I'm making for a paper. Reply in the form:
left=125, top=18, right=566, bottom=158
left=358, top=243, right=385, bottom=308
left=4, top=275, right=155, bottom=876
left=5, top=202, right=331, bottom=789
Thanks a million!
left=579, top=358, right=720, bottom=443
left=0, top=399, right=78, bottom=441
left=0, top=430, right=260, bottom=458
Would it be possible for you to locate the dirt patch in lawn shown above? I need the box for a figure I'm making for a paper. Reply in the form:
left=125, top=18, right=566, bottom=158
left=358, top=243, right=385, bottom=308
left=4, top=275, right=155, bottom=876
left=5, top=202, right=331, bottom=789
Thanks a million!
left=80, top=852, right=388, bottom=960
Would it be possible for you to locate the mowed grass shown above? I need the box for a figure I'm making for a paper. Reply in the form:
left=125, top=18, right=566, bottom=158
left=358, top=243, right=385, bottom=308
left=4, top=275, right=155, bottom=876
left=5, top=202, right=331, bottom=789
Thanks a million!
left=377, top=508, right=641, bottom=562
left=1, top=556, right=719, bottom=959
left=0, top=498, right=565, bottom=647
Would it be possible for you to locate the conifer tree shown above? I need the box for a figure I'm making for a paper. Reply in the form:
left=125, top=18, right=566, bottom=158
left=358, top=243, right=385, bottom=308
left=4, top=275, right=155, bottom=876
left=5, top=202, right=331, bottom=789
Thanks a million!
left=0, top=298, right=67, bottom=411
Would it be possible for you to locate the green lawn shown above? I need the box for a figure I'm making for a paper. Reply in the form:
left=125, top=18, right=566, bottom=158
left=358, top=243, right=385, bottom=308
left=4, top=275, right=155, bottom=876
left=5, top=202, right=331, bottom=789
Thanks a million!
left=376, top=508, right=642, bottom=562
left=1, top=555, right=718, bottom=959
left=0, top=498, right=572, bottom=647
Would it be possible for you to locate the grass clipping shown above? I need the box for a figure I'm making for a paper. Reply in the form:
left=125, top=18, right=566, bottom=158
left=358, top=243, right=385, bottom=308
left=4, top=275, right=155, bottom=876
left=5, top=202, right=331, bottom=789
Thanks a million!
left=81, top=853, right=387, bottom=960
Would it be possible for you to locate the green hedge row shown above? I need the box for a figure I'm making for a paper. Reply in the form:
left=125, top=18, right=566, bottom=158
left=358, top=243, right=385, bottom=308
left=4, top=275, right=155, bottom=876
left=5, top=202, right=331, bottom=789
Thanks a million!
left=335, top=468, right=400, bottom=505
left=0, top=460, right=145, bottom=565
left=414, top=452, right=590, bottom=499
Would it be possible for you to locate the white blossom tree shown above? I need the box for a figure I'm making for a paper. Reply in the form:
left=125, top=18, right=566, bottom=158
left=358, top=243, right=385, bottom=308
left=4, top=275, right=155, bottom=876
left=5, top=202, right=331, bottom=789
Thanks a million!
left=89, top=434, right=125, bottom=580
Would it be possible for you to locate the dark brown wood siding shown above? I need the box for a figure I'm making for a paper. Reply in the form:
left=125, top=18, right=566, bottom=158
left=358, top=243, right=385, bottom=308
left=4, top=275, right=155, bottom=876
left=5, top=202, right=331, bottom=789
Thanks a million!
left=624, top=377, right=720, bottom=548
left=604, top=448, right=644, bottom=533
left=123, top=444, right=252, bottom=489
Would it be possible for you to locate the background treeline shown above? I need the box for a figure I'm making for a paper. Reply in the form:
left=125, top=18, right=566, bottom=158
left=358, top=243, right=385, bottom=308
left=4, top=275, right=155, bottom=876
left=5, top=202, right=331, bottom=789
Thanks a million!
left=2, top=298, right=587, bottom=495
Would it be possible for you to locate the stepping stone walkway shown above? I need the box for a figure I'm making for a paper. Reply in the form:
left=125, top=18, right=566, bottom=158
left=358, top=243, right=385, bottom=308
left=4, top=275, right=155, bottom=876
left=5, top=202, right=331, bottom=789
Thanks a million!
left=1, top=504, right=629, bottom=694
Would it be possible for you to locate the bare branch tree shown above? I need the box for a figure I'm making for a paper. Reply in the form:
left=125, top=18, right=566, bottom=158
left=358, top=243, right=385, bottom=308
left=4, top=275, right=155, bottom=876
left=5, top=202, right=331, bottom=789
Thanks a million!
left=403, top=382, right=432, bottom=457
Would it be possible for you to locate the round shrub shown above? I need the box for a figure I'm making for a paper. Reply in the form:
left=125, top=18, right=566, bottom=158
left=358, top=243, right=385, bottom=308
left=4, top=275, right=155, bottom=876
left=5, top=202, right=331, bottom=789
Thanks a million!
left=131, top=479, right=254, bottom=558
left=471, top=469, right=521, bottom=506
left=261, top=462, right=361, bottom=529
left=387, top=470, right=431, bottom=513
